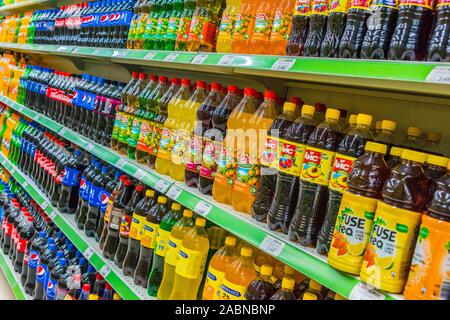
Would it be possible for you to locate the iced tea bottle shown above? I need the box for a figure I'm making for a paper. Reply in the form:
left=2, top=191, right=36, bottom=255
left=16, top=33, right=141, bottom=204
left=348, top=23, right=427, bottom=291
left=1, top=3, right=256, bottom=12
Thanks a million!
left=286, top=0, right=312, bottom=56
left=288, top=108, right=343, bottom=246
left=245, top=264, right=276, bottom=300
left=360, top=150, right=429, bottom=293
left=424, top=155, right=448, bottom=203
left=320, top=0, right=350, bottom=57
left=270, top=277, right=296, bottom=300
left=401, top=126, right=423, bottom=152
left=299, top=279, right=324, bottom=299
left=374, top=120, right=396, bottom=155
left=387, top=146, right=403, bottom=169
left=303, top=0, right=330, bottom=56
left=423, top=132, right=443, bottom=156
left=427, top=1, right=450, bottom=62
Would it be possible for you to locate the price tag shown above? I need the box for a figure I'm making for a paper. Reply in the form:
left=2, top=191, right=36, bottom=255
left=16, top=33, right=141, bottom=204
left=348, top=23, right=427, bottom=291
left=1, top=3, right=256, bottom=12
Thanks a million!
left=21, top=181, right=29, bottom=188
left=135, top=168, right=146, bottom=181
left=72, top=47, right=80, bottom=54
left=191, top=54, right=208, bottom=64
left=349, top=283, right=385, bottom=300
left=84, top=247, right=95, bottom=260
left=259, top=235, right=285, bottom=257
left=144, top=52, right=157, bottom=60
left=92, top=48, right=102, bottom=55
left=112, top=50, right=128, bottom=58
left=217, top=55, right=236, bottom=66
left=41, top=200, right=50, bottom=211
left=59, top=127, right=67, bottom=136
left=194, top=201, right=212, bottom=217
left=85, top=143, right=95, bottom=152
left=154, top=180, right=171, bottom=193
left=32, top=114, right=40, bottom=121
left=17, top=105, right=24, bottom=112
left=116, top=159, right=126, bottom=169
left=8, top=167, right=16, bottom=176
left=47, top=208, right=56, bottom=219
left=426, top=66, right=450, bottom=84
left=166, top=186, right=182, bottom=200
left=271, top=58, right=296, bottom=71
left=57, top=46, right=68, bottom=52
left=99, top=265, right=111, bottom=278
left=164, top=53, right=179, bottom=62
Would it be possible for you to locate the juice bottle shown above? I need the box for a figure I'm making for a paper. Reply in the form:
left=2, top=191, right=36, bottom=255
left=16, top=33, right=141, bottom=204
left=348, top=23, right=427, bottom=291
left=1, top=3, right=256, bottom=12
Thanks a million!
left=212, top=88, right=256, bottom=205
left=303, top=0, right=330, bottom=56
left=133, top=0, right=151, bottom=49
left=288, top=108, right=343, bottom=246
left=252, top=102, right=297, bottom=222
left=245, top=264, right=276, bottom=300
left=338, top=0, right=372, bottom=58
left=170, top=80, right=207, bottom=181
left=165, top=0, right=184, bottom=50
left=157, top=209, right=195, bottom=300
left=220, top=247, right=256, bottom=300
left=175, top=0, right=196, bottom=51
left=154, top=0, right=174, bottom=50
left=143, top=0, right=163, bottom=50
left=424, top=132, right=443, bottom=156
left=268, top=105, right=316, bottom=233
left=427, top=0, right=450, bottom=61
left=423, top=155, right=448, bottom=203
left=232, top=90, right=277, bottom=214
left=316, top=114, right=373, bottom=255
left=231, top=0, right=258, bottom=53
left=402, top=126, right=423, bottom=152
left=269, top=0, right=296, bottom=55
left=202, top=236, right=238, bottom=300
left=147, top=202, right=182, bottom=296
left=404, top=165, right=450, bottom=300
left=387, top=146, right=403, bottom=169
left=328, top=142, right=390, bottom=274
left=156, top=78, right=192, bottom=175
left=247, top=0, right=279, bottom=54
left=169, top=217, right=210, bottom=300
left=388, top=0, right=434, bottom=61
left=198, top=85, right=241, bottom=194
left=374, top=120, right=396, bottom=154
left=270, top=277, right=296, bottom=300
left=360, top=150, right=429, bottom=293
left=216, top=0, right=241, bottom=53
left=319, top=0, right=350, bottom=57
left=300, top=279, right=324, bottom=299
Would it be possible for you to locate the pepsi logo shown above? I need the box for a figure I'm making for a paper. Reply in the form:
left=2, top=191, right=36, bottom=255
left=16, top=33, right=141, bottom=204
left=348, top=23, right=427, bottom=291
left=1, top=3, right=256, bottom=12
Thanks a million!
left=84, top=15, right=95, bottom=24
left=37, top=265, right=45, bottom=278
left=101, top=193, right=109, bottom=205
left=101, top=14, right=109, bottom=23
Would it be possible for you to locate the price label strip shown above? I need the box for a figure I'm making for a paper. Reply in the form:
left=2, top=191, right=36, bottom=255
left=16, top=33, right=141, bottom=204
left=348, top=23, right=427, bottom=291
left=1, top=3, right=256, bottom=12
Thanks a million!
left=112, top=50, right=128, bottom=58
left=144, top=52, right=157, bottom=60
left=99, top=265, right=111, bottom=278
left=32, top=114, right=40, bottom=121
left=21, top=181, right=29, bottom=188
left=154, top=180, right=171, bottom=193
left=191, top=54, right=208, bottom=65
left=166, top=186, right=182, bottom=200
left=217, top=55, right=236, bottom=66
left=164, top=53, right=179, bottom=62
left=426, top=66, right=450, bottom=84
left=115, top=158, right=126, bottom=169
left=46, top=207, right=56, bottom=219
left=259, top=235, right=285, bottom=257
left=59, top=127, right=68, bottom=136
left=349, top=283, right=385, bottom=300
left=57, top=46, right=68, bottom=52
left=135, top=168, right=147, bottom=181
left=194, top=201, right=212, bottom=217
left=85, top=143, right=95, bottom=152
left=271, top=58, right=296, bottom=71
left=84, top=247, right=95, bottom=260
left=92, top=48, right=102, bottom=56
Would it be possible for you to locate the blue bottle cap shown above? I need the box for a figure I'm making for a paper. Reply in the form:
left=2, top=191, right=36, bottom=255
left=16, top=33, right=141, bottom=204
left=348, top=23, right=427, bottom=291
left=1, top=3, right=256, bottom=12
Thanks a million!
left=59, top=258, right=67, bottom=266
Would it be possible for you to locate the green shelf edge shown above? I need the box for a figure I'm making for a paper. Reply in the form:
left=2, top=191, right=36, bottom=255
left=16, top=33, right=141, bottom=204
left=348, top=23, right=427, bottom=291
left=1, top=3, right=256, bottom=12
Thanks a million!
left=0, top=94, right=402, bottom=300
left=0, top=250, right=27, bottom=300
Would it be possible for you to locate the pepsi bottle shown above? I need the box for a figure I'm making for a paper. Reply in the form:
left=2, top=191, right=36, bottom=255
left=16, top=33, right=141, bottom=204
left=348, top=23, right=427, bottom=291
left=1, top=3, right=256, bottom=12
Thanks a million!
left=96, top=169, right=119, bottom=241
left=24, top=231, right=47, bottom=295
left=58, top=150, right=83, bottom=214
left=76, top=160, right=101, bottom=230
left=34, top=242, right=57, bottom=300
left=46, top=258, right=68, bottom=300
left=85, top=165, right=109, bottom=237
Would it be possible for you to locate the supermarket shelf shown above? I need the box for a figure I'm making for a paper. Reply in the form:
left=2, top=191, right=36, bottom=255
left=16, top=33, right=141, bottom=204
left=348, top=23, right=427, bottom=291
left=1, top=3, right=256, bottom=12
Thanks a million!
left=0, top=0, right=85, bottom=15
left=0, top=251, right=29, bottom=300
left=0, top=152, right=153, bottom=300
left=1, top=42, right=449, bottom=98
left=0, top=94, right=404, bottom=300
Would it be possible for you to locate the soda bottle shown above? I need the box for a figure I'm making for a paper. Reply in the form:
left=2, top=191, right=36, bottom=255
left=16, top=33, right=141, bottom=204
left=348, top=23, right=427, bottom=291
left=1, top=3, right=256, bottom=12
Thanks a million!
left=320, top=0, right=350, bottom=57
left=34, top=242, right=57, bottom=300
left=143, top=0, right=163, bottom=50
left=216, top=0, right=241, bottom=53
left=427, top=0, right=450, bottom=61
left=90, top=274, right=106, bottom=299
left=46, top=258, right=67, bottom=300
left=127, top=0, right=143, bottom=48
left=269, top=277, right=296, bottom=300
left=55, top=267, right=73, bottom=300
left=299, top=279, right=324, bottom=299
left=316, top=114, right=373, bottom=255
left=147, top=202, right=182, bottom=296
left=374, top=120, right=396, bottom=155
left=101, top=283, right=114, bottom=300
left=288, top=108, right=343, bottom=246
left=245, top=264, right=276, bottom=300
left=153, top=0, right=173, bottom=50
left=82, top=265, right=96, bottom=288
left=79, top=283, right=91, bottom=300
left=76, top=161, right=101, bottom=230
left=268, top=0, right=296, bottom=55
left=303, top=0, right=330, bottom=56
left=14, top=216, right=35, bottom=274
left=388, top=0, right=434, bottom=60
left=247, top=0, right=278, bottom=54
left=423, top=132, right=443, bottom=156
left=157, top=209, right=195, bottom=299
left=57, top=150, right=83, bottom=214
left=401, top=126, right=423, bottom=151
left=231, top=0, right=258, bottom=53
left=134, top=196, right=169, bottom=287
left=114, top=185, right=146, bottom=268
left=164, top=0, right=184, bottom=50
left=252, top=102, right=297, bottom=222
left=338, top=0, right=371, bottom=58
left=360, top=150, right=429, bottom=292
left=24, top=231, right=47, bottom=295
left=100, top=82, right=124, bottom=147
left=174, top=0, right=196, bottom=51
left=360, top=0, right=399, bottom=59
left=2, top=201, right=20, bottom=254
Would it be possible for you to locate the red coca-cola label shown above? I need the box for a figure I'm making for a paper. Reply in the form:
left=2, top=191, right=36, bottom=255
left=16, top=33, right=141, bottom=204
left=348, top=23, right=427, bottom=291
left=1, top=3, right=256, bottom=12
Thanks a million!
left=5, top=222, right=12, bottom=236
left=17, top=237, right=27, bottom=253
left=11, top=227, right=17, bottom=244
left=55, top=19, right=65, bottom=28
left=349, top=0, right=370, bottom=8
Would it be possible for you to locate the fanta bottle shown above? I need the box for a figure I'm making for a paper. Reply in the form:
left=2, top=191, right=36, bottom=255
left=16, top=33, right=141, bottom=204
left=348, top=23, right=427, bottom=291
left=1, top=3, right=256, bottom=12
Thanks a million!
left=231, top=0, right=258, bottom=53
left=269, top=0, right=296, bottom=55
left=360, top=150, right=429, bottom=293
left=248, top=0, right=279, bottom=54
left=216, top=0, right=242, bottom=53
left=169, top=217, right=210, bottom=300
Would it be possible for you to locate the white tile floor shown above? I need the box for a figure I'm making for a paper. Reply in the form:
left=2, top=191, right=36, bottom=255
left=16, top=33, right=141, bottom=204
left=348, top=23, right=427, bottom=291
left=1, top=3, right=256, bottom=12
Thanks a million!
left=0, top=270, right=15, bottom=300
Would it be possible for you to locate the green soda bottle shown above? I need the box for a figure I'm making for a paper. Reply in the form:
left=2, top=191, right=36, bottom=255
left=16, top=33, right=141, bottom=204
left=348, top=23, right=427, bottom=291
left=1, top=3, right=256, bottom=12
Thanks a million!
left=164, top=0, right=184, bottom=50
left=143, top=0, right=163, bottom=50
left=175, top=0, right=196, bottom=51
left=154, top=0, right=173, bottom=50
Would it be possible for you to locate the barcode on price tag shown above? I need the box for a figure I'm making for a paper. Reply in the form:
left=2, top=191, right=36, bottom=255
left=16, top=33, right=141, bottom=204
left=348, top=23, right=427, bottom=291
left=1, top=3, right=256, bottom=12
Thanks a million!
left=259, top=235, right=285, bottom=257
left=135, top=168, right=146, bottom=181
left=166, top=186, right=182, bottom=200
left=144, top=52, right=157, bottom=60
left=154, top=180, right=171, bottom=193
left=194, top=201, right=212, bottom=217
left=41, top=200, right=50, bottom=211
left=84, top=247, right=95, bottom=260
left=349, top=283, right=385, bottom=300
left=426, top=66, right=450, bottom=84
left=99, top=265, right=111, bottom=278
left=271, top=58, right=296, bottom=71
left=217, top=55, right=236, bottom=66
left=116, top=159, right=126, bottom=169
left=191, top=54, right=208, bottom=64
left=164, top=53, right=179, bottom=62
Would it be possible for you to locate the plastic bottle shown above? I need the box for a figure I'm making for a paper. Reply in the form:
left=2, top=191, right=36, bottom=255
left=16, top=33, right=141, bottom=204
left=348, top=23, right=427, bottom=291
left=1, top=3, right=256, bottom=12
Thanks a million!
left=374, top=120, right=396, bottom=154
left=300, top=279, right=324, bottom=299
left=216, top=0, right=241, bottom=53
left=402, top=126, right=423, bottom=152
left=423, top=132, right=443, bottom=156
left=268, top=0, right=296, bottom=55
left=245, top=264, right=276, bottom=300
left=78, top=283, right=91, bottom=300
left=231, top=0, right=258, bottom=53
left=14, top=216, right=35, bottom=274
left=143, top=0, right=163, bottom=50
left=303, top=0, right=330, bottom=56
left=386, top=146, right=403, bottom=169
left=164, top=0, right=184, bottom=50
left=316, top=114, right=373, bottom=255
left=270, top=277, right=296, bottom=300
left=287, top=0, right=312, bottom=56
left=427, top=1, right=450, bottom=62
left=85, top=165, right=109, bottom=238
left=24, top=231, right=47, bottom=295
left=424, top=155, right=448, bottom=195
left=154, top=0, right=174, bottom=50
left=169, top=217, right=210, bottom=300
left=360, top=150, right=429, bottom=293
left=320, top=0, right=350, bottom=57
left=289, top=108, right=343, bottom=246
left=174, top=0, right=196, bottom=51
left=247, top=0, right=279, bottom=54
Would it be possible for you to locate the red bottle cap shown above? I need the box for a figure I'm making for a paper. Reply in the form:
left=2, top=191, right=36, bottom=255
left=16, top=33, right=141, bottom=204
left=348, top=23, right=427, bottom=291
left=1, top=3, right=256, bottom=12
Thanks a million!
left=82, top=284, right=91, bottom=292
left=171, top=77, right=180, bottom=85
left=139, top=72, right=146, bottom=80
left=181, top=78, right=191, bottom=86
left=105, top=283, right=112, bottom=290
left=28, top=216, right=34, bottom=222
left=228, top=85, right=239, bottom=93
left=131, top=71, right=138, bottom=78
left=196, top=80, right=206, bottom=88
left=24, top=211, right=30, bottom=217
left=135, top=185, right=145, bottom=192
left=150, top=74, right=158, bottom=81
left=119, top=175, right=128, bottom=182
left=211, top=82, right=221, bottom=90
left=264, top=90, right=277, bottom=100
left=124, top=180, right=133, bottom=186
left=243, top=88, right=255, bottom=96
left=290, top=96, right=303, bottom=105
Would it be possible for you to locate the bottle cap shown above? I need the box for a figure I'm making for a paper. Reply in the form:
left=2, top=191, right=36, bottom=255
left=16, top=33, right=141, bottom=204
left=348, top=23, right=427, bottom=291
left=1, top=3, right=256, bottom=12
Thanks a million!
left=325, top=108, right=340, bottom=120
left=225, top=236, right=236, bottom=246
left=348, top=114, right=357, bottom=126
left=170, top=77, right=180, bottom=85
left=290, top=96, right=302, bottom=105
left=113, top=293, right=121, bottom=300
left=365, top=141, right=387, bottom=155
left=264, top=90, right=277, bottom=100
left=171, top=202, right=181, bottom=211
left=158, top=75, right=168, bottom=83
left=181, top=78, right=191, bottom=86
left=381, top=120, right=396, bottom=131
left=427, top=132, right=441, bottom=143
left=157, top=196, right=167, bottom=204
left=131, top=71, right=138, bottom=78
left=105, top=283, right=112, bottom=290
left=240, top=246, right=253, bottom=257
left=210, top=82, right=221, bottom=90
left=390, top=146, right=403, bottom=157
left=150, top=74, right=158, bottom=81
left=407, top=127, right=422, bottom=138
left=196, top=80, right=206, bottom=89
left=135, top=185, right=145, bottom=192
left=283, top=102, right=296, bottom=113
left=183, top=209, right=193, bottom=217
left=139, top=72, right=146, bottom=80
left=82, top=284, right=91, bottom=291
left=303, top=292, right=318, bottom=300
left=401, top=149, right=427, bottom=164
left=334, top=293, right=346, bottom=300
left=260, top=264, right=273, bottom=277
left=426, top=155, right=448, bottom=168
left=145, top=189, right=155, bottom=198
left=282, top=277, right=295, bottom=290
left=195, top=217, right=206, bottom=227
left=356, top=113, right=373, bottom=126
left=228, top=85, right=239, bottom=93
left=301, top=105, right=315, bottom=116
left=124, top=179, right=133, bottom=186
left=309, top=280, right=322, bottom=291
left=243, top=87, right=255, bottom=96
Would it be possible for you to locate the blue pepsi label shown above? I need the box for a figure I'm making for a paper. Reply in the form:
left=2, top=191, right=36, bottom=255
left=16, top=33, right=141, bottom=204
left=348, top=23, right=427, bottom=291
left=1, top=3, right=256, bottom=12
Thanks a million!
left=39, top=84, right=48, bottom=96
left=82, top=179, right=92, bottom=201
left=89, top=184, right=104, bottom=207
left=46, top=278, right=57, bottom=300
left=62, top=167, right=81, bottom=187
left=100, top=190, right=111, bottom=213
left=36, top=263, right=48, bottom=284
left=28, top=249, right=40, bottom=269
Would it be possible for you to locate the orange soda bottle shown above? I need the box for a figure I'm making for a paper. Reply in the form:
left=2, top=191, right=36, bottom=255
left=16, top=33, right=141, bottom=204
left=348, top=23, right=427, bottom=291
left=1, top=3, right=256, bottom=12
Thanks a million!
left=231, top=0, right=258, bottom=53
left=247, top=0, right=279, bottom=54
left=216, top=0, right=242, bottom=53
left=269, top=0, right=296, bottom=55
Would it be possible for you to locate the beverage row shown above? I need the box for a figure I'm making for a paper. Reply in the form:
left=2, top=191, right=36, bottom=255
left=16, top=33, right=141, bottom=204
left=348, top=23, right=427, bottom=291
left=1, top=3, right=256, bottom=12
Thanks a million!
left=0, top=170, right=121, bottom=300
left=1, top=0, right=449, bottom=61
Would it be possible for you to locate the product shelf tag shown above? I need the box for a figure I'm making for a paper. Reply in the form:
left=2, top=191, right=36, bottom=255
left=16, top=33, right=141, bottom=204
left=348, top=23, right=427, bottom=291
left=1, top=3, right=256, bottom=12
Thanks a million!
left=194, top=201, right=212, bottom=217
left=99, top=265, right=111, bottom=278
left=426, top=66, right=450, bottom=84
left=259, top=235, right=285, bottom=257
left=84, top=247, right=95, bottom=260
left=217, top=55, right=236, bottom=66
left=166, top=186, right=182, bottom=200
left=144, top=52, right=157, bottom=60
left=154, top=180, right=171, bottom=193
left=164, top=53, right=179, bottom=62
left=271, top=58, right=296, bottom=71
left=191, top=54, right=208, bottom=64
left=349, top=283, right=385, bottom=300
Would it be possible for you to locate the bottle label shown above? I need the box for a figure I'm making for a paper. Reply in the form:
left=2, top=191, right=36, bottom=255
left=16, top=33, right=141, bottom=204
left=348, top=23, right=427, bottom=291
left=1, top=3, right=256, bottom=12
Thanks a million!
left=218, top=13, right=236, bottom=40
left=254, top=13, right=273, bottom=36
left=155, top=229, right=171, bottom=257
left=369, top=0, right=398, bottom=9
left=436, top=0, right=449, bottom=7
left=176, top=17, right=192, bottom=42
left=261, top=136, right=280, bottom=168
left=127, top=116, right=142, bottom=148
left=312, top=0, right=330, bottom=14
left=176, top=246, right=207, bottom=280
left=300, top=146, right=336, bottom=186
left=143, top=17, right=158, bottom=38
left=46, top=278, right=57, bottom=300
left=329, top=154, right=357, bottom=193
left=88, top=184, right=103, bottom=208
left=149, top=121, right=163, bottom=156
left=104, top=199, right=114, bottom=223
left=216, top=146, right=237, bottom=186
left=61, top=167, right=81, bottom=187
left=28, top=248, right=39, bottom=270
left=279, top=140, right=307, bottom=176
left=36, top=263, right=48, bottom=284
left=199, top=140, right=221, bottom=179
left=220, top=279, right=248, bottom=300
left=330, top=0, right=351, bottom=12
left=233, top=13, right=254, bottom=40
left=165, top=236, right=183, bottom=266
left=158, top=127, right=173, bottom=160
left=111, top=112, right=123, bottom=140
left=271, top=9, right=293, bottom=41
left=166, top=17, right=181, bottom=40
left=141, top=222, right=158, bottom=249
left=185, top=135, right=203, bottom=173
left=204, top=266, right=225, bottom=300
left=109, top=208, right=124, bottom=231
left=156, top=17, right=169, bottom=38
left=360, top=201, right=422, bottom=292
left=349, top=0, right=372, bottom=9
left=129, top=214, right=146, bottom=241
left=119, top=214, right=132, bottom=238
left=171, top=129, right=189, bottom=166
left=5, top=221, right=12, bottom=236
left=236, top=153, right=260, bottom=196
left=17, top=237, right=27, bottom=253
left=100, top=190, right=111, bottom=214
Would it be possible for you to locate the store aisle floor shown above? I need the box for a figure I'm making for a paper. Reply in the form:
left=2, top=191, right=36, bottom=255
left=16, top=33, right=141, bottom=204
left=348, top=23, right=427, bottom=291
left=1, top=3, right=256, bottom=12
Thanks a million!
left=0, top=270, right=14, bottom=300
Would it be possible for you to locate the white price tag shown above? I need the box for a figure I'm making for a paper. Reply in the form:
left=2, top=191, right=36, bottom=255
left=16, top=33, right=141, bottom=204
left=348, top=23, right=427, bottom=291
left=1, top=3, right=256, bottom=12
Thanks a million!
left=47, top=208, right=56, bottom=219
left=164, top=53, right=179, bottom=62
left=85, top=143, right=95, bottom=152
left=21, top=181, right=29, bottom=188
left=271, top=58, right=296, bottom=71
left=57, top=46, right=68, bottom=52
left=166, top=186, right=182, bottom=200
left=99, top=265, right=111, bottom=278
left=72, top=47, right=80, bottom=54
left=349, top=283, right=385, bottom=300
left=144, top=52, right=157, bottom=60
left=32, top=114, right=40, bottom=121
left=135, top=168, right=146, bottom=181
left=426, top=66, right=450, bottom=84
left=41, top=200, right=50, bottom=211
left=8, top=167, right=16, bottom=175
left=259, top=235, right=285, bottom=257
left=116, top=159, right=126, bottom=169
left=59, top=127, right=67, bottom=135
left=191, top=54, right=208, bottom=64
left=217, top=55, right=236, bottom=66
left=154, top=180, right=171, bottom=193
left=112, top=50, right=128, bottom=58
left=194, top=201, right=212, bottom=217
left=92, top=48, right=102, bottom=55
left=17, top=105, right=24, bottom=112
left=84, top=247, right=95, bottom=260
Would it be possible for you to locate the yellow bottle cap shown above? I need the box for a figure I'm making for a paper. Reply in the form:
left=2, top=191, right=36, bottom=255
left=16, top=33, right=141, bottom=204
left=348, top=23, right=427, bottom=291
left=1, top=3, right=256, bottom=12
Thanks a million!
left=113, top=293, right=121, bottom=300
left=407, top=127, right=422, bottom=138
left=157, top=196, right=167, bottom=204
left=303, top=292, right=318, bottom=300
left=225, top=236, right=237, bottom=246
left=284, top=265, right=295, bottom=275
left=427, top=132, right=441, bottom=143
left=390, top=146, right=403, bottom=157
left=356, top=113, right=373, bottom=126
left=241, top=246, right=253, bottom=257
left=365, top=141, right=387, bottom=155
left=309, top=280, right=322, bottom=291
left=325, top=108, right=340, bottom=120
left=195, top=217, right=206, bottom=227
left=282, top=277, right=295, bottom=290
left=348, top=114, right=357, bottom=126
left=301, top=104, right=315, bottom=116
left=375, top=120, right=382, bottom=131
left=171, top=202, right=181, bottom=210
left=402, top=149, right=427, bottom=164
left=334, top=293, right=346, bottom=300
left=145, top=189, right=155, bottom=198
left=260, top=264, right=273, bottom=277
left=426, top=155, right=448, bottom=168
left=448, top=161, right=450, bottom=171
left=183, top=209, right=193, bottom=218
left=283, top=102, right=296, bottom=113
left=381, top=120, right=396, bottom=131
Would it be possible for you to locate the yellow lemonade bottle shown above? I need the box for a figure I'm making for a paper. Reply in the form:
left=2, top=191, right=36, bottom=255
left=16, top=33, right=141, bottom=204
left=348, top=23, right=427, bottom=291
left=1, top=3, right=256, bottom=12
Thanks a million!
left=157, top=209, right=195, bottom=300
left=169, top=217, right=210, bottom=300
left=216, top=0, right=241, bottom=53
left=156, top=78, right=192, bottom=175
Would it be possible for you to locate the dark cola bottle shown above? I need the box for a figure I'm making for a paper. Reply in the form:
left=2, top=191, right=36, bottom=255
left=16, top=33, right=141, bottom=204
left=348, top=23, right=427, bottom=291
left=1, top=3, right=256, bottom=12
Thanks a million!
left=287, top=0, right=312, bottom=55
left=75, top=161, right=101, bottom=230
left=24, top=231, right=47, bottom=295
left=427, top=1, right=450, bottom=61
left=77, top=76, right=98, bottom=134
left=33, top=242, right=57, bottom=300
left=83, top=77, right=106, bottom=137
left=320, top=0, right=350, bottom=57
left=304, top=0, right=329, bottom=56
left=88, top=79, right=113, bottom=140
left=85, top=165, right=109, bottom=238
left=73, top=157, right=95, bottom=223
left=96, top=170, right=121, bottom=242
left=58, top=150, right=84, bottom=214
left=14, top=216, right=36, bottom=274
left=101, top=82, right=124, bottom=147
left=49, top=150, right=67, bottom=207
